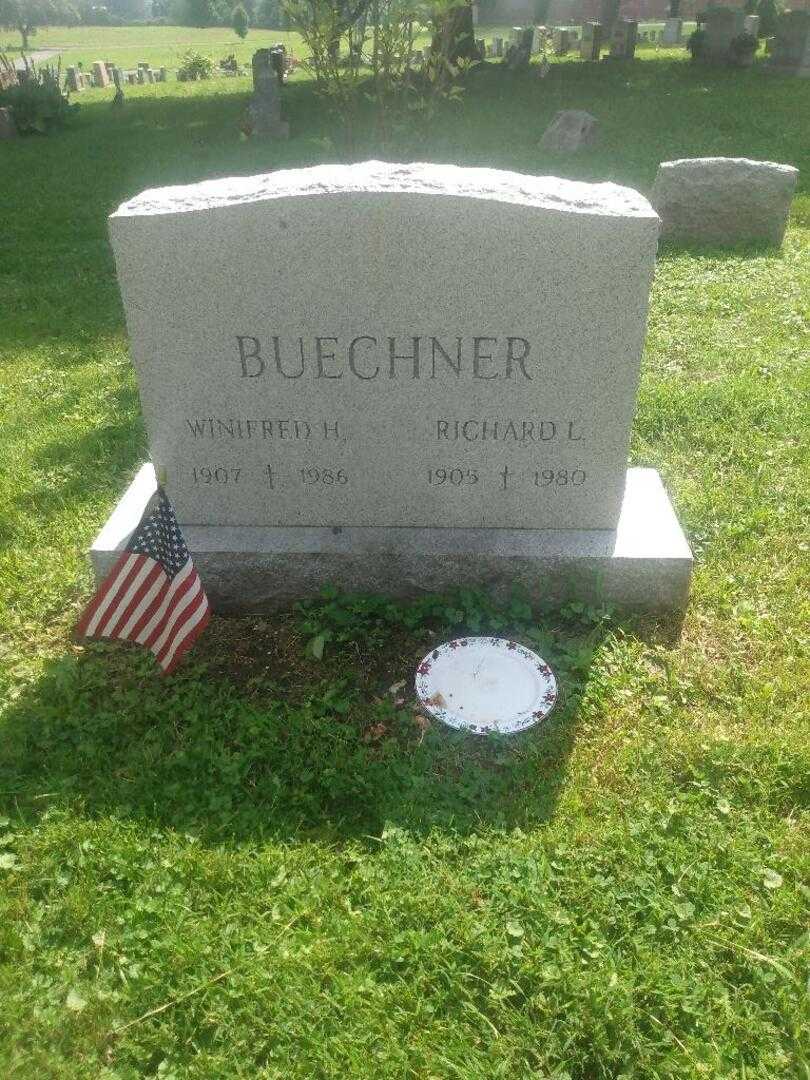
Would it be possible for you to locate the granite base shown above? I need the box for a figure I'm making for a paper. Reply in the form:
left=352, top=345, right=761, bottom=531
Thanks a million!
left=90, top=465, right=693, bottom=615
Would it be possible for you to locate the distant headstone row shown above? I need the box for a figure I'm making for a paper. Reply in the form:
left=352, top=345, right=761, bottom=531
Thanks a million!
left=66, top=61, right=169, bottom=91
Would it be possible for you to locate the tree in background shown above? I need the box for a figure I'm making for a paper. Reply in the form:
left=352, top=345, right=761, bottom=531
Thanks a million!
left=255, top=0, right=284, bottom=27
left=232, top=0, right=248, bottom=35
left=1, top=0, right=78, bottom=50
left=756, top=0, right=780, bottom=37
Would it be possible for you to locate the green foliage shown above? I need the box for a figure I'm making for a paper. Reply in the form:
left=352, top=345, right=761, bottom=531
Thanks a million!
left=0, top=0, right=79, bottom=48
left=686, top=26, right=706, bottom=58
left=254, top=0, right=285, bottom=27
left=283, top=0, right=470, bottom=152
left=232, top=0, right=248, bottom=36
left=0, top=59, right=77, bottom=132
left=176, top=46, right=214, bottom=77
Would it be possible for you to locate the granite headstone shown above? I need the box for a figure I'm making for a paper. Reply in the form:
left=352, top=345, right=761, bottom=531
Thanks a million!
left=96, top=162, right=692, bottom=613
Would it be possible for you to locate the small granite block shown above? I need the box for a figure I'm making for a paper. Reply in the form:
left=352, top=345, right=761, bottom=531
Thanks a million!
left=91, top=464, right=693, bottom=615
left=651, top=157, right=799, bottom=246
left=540, top=110, right=599, bottom=151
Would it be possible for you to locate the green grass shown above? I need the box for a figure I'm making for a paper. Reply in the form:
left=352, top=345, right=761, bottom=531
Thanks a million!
left=1, top=46, right=809, bottom=1079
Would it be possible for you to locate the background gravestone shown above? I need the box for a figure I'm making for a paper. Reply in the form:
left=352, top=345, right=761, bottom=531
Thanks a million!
left=96, top=162, right=692, bottom=613
left=662, top=17, right=682, bottom=45
left=246, top=49, right=289, bottom=138
left=651, top=157, right=799, bottom=246
left=609, top=19, right=638, bottom=60
left=768, top=10, right=810, bottom=76
left=702, top=7, right=745, bottom=62
left=540, top=110, right=599, bottom=151
left=580, top=22, right=603, bottom=60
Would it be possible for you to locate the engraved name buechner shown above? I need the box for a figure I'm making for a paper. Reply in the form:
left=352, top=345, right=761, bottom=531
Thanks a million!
left=235, top=334, right=535, bottom=380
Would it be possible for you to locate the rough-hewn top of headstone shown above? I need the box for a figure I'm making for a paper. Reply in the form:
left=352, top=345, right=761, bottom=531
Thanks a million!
left=658, top=157, right=799, bottom=178
left=111, top=160, right=658, bottom=220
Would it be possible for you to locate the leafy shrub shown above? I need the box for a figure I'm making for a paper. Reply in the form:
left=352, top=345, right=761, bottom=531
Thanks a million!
left=686, top=27, right=706, bottom=58
left=0, top=60, right=77, bottom=134
left=177, top=49, right=214, bottom=80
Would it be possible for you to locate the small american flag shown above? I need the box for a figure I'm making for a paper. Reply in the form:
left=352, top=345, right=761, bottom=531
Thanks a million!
left=76, top=489, right=211, bottom=674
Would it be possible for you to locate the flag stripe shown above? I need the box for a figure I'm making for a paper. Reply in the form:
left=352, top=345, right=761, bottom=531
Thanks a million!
left=141, top=570, right=198, bottom=651
left=116, top=565, right=167, bottom=639
left=159, top=592, right=211, bottom=673
left=84, top=554, right=142, bottom=637
left=150, top=575, right=202, bottom=656
left=75, top=551, right=133, bottom=637
left=134, top=559, right=195, bottom=645
left=97, top=558, right=158, bottom=638
left=127, top=574, right=175, bottom=643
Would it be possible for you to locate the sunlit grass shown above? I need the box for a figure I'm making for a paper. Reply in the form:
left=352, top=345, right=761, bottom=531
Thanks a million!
left=1, top=49, right=808, bottom=1079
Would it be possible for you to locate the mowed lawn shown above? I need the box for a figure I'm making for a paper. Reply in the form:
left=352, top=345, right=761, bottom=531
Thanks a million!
left=1, top=45, right=809, bottom=1079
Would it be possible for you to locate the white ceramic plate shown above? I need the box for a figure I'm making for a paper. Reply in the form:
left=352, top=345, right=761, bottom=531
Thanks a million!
left=414, top=637, right=558, bottom=736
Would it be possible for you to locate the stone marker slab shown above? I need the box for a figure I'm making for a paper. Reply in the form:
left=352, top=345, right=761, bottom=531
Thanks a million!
left=109, top=162, right=659, bottom=533
left=662, top=17, right=682, bottom=45
left=539, top=110, right=599, bottom=151
left=92, top=464, right=693, bottom=614
left=768, top=10, right=810, bottom=76
left=651, top=157, right=799, bottom=246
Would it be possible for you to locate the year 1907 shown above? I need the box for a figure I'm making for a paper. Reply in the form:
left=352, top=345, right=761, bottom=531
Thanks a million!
left=192, top=466, right=241, bottom=484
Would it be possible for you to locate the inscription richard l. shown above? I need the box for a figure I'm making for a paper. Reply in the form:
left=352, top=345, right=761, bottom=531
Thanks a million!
left=235, top=334, right=535, bottom=381
left=437, top=419, right=583, bottom=443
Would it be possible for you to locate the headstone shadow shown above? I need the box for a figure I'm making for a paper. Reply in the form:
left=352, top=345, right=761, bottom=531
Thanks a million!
left=0, top=608, right=677, bottom=849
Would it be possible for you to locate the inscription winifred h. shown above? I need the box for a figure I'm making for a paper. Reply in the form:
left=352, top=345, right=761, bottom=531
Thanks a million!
left=109, top=161, right=661, bottom=531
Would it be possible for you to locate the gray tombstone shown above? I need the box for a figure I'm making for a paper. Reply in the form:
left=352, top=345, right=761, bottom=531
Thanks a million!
left=66, top=66, right=82, bottom=92
left=651, top=157, right=799, bottom=246
left=702, top=7, right=745, bottom=63
left=494, top=36, right=504, bottom=56
left=768, top=10, right=810, bottom=76
left=609, top=19, right=638, bottom=60
left=505, top=26, right=534, bottom=68
left=98, top=161, right=692, bottom=614
left=662, top=18, right=682, bottom=45
left=246, top=49, right=289, bottom=138
left=580, top=22, right=603, bottom=61
left=553, top=28, right=571, bottom=55
left=92, top=60, right=110, bottom=87
left=540, top=109, right=599, bottom=151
